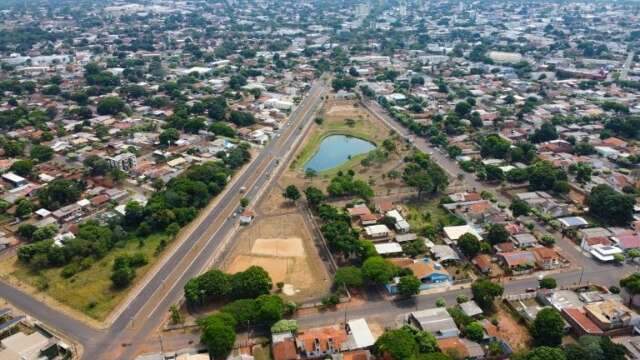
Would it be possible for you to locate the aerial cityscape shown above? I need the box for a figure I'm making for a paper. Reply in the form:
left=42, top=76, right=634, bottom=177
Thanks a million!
left=1, top=0, right=640, bottom=359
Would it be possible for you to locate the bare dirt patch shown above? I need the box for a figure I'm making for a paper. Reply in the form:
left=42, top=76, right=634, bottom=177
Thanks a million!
left=484, top=304, right=532, bottom=351
left=227, top=255, right=291, bottom=283
left=251, top=237, right=305, bottom=258
left=225, top=211, right=331, bottom=302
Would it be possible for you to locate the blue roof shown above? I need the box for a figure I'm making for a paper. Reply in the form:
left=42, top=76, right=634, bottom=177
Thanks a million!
left=558, top=216, right=588, bottom=226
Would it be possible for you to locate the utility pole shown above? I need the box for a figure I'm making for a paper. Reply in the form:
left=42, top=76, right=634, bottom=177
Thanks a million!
left=578, top=267, right=584, bottom=286
left=159, top=335, right=165, bottom=356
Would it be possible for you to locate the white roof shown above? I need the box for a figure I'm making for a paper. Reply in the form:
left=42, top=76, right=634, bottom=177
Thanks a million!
left=2, top=172, right=26, bottom=184
left=386, top=209, right=404, bottom=222
left=167, top=157, right=187, bottom=167
left=114, top=204, right=127, bottom=216
left=558, top=216, right=589, bottom=228
left=76, top=199, right=91, bottom=207
left=346, top=318, right=375, bottom=349
left=590, top=244, right=623, bottom=262
left=374, top=242, right=403, bottom=255
left=365, top=224, right=390, bottom=236
left=395, top=220, right=411, bottom=231
left=0, top=332, right=49, bottom=359
left=35, top=208, right=51, bottom=217
left=443, top=225, right=482, bottom=241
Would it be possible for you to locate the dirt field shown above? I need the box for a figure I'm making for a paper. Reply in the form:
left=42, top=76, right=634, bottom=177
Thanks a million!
left=251, top=237, right=305, bottom=257
left=225, top=210, right=331, bottom=301
left=484, top=304, right=533, bottom=351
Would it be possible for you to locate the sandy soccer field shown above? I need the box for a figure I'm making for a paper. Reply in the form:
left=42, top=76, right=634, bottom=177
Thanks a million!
left=250, top=237, right=305, bottom=257
left=225, top=212, right=331, bottom=300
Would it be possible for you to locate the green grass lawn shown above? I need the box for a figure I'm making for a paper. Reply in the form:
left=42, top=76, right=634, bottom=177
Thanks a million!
left=12, top=233, right=169, bottom=320
left=404, top=198, right=451, bottom=231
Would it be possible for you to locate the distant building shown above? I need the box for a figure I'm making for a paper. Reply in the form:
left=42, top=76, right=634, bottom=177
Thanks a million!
left=106, top=153, right=137, bottom=172
left=1, top=172, right=28, bottom=188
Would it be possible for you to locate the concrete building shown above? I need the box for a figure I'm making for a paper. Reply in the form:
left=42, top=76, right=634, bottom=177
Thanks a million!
left=107, top=153, right=137, bottom=172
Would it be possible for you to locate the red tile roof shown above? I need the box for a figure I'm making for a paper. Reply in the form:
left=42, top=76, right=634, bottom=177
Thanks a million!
left=472, top=254, right=492, bottom=271
left=348, top=206, right=372, bottom=217
left=562, top=308, right=603, bottom=335
left=531, top=247, right=560, bottom=260
left=295, top=325, right=347, bottom=355
left=585, top=237, right=612, bottom=247
left=377, top=200, right=394, bottom=213
left=272, top=338, right=297, bottom=360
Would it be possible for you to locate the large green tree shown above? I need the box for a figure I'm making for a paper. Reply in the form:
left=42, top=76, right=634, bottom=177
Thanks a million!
left=397, top=275, right=421, bottom=297
left=458, top=233, right=481, bottom=258
left=229, top=266, right=272, bottom=300
left=97, top=96, right=126, bottom=115
left=334, top=266, right=364, bottom=288
left=587, top=184, right=635, bottom=226
left=471, top=279, right=504, bottom=310
left=199, top=314, right=237, bottom=359
left=532, top=308, right=565, bottom=347
left=375, top=326, right=420, bottom=360
left=486, top=224, right=510, bottom=245
left=362, top=256, right=396, bottom=285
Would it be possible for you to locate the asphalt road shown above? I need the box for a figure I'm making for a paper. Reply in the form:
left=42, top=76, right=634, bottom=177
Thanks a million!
left=289, top=97, right=640, bottom=330
left=105, top=79, right=328, bottom=360
left=0, top=80, right=327, bottom=360
left=360, top=98, right=497, bottom=197
left=621, top=51, right=636, bottom=81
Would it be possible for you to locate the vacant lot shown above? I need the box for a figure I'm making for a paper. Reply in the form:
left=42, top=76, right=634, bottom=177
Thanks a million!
left=225, top=211, right=330, bottom=301
left=484, top=304, right=533, bottom=351
left=1, top=233, right=168, bottom=321
left=403, top=198, right=458, bottom=236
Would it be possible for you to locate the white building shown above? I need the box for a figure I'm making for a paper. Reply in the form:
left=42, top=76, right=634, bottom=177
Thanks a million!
left=106, top=153, right=137, bottom=172
left=365, top=224, right=391, bottom=239
left=589, top=244, right=623, bottom=262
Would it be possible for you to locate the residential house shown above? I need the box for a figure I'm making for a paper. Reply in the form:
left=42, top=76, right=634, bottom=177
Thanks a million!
left=613, top=233, right=640, bottom=251
left=272, top=332, right=298, bottom=360
left=558, top=216, right=589, bottom=229
left=374, top=242, right=403, bottom=257
left=443, top=225, right=483, bottom=244
left=347, top=205, right=371, bottom=218
left=431, top=245, right=461, bottom=263
left=386, top=258, right=451, bottom=294
left=343, top=319, right=375, bottom=351
left=407, top=308, right=460, bottom=339
left=579, top=227, right=613, bottom=251
left=239, top=209, right=255, bottom=225
left=562, top=308, right=604, bottom=336
left=295, top=324, right=347, bottom=359
left=472, top=254, right=492, bottom=275
left=498, top=251, right=536, bottom=274
left=590, top=244, right=624, bottom=262
left=531, top=247, right=564, bottom=270
left=437, top=337, right=485, bottom=360
left=359, top=213, right=378, bottom=226
left=459, top=301, right=484, bottom=318
left=512, top=233, right=538, bottom=248
left=364, top=225, right=390, bottom=240
left=584, top=299, right=638, bottom=331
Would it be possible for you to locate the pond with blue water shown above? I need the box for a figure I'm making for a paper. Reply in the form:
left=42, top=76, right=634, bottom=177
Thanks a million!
left=304, top=134, right=375, bottom=172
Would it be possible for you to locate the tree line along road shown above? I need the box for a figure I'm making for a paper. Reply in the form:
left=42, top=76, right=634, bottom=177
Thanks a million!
left=0, top=80, right=328, bottom=360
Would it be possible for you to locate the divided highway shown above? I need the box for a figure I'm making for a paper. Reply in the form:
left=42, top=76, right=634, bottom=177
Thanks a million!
left=0, top=79, right=328, bottom=360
